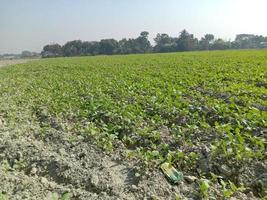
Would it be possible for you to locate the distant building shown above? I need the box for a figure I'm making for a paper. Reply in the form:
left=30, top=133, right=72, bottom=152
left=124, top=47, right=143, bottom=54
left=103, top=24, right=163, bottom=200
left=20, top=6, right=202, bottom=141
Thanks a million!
left=235, top=34, right=255, bottom=41
left=260, top=42, right=267, bottom=48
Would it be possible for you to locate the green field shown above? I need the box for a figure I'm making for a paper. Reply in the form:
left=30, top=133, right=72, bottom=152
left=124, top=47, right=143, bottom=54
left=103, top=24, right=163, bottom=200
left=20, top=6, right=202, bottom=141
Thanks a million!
left=0, top=50, right=266, bottom=199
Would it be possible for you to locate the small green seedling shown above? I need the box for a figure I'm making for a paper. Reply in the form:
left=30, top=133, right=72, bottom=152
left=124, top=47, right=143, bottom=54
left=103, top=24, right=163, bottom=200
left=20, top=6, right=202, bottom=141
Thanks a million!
left=0, top=192, right=8, bottom=200
left=198, top=179, right=210, bottom=199
left=50, top=192, right=72, bottom=200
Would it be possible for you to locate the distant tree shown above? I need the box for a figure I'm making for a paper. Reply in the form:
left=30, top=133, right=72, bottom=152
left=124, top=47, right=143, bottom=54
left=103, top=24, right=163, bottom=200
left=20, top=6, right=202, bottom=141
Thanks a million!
left=81, top=41, right=100, bottom=55
left=118, top=38, right=128, bottom=54
left=117, top=32, right=152, bottom=54
left=40, top=30, right=267, bottom=58
left=140, top=31, right=149, bottom=38
left=204, top=34, right=215, bottom=42
left=21, top=50, right=33, bottom=58
left=118, top=38, right=133, bottom=54
left=134, top=31, right=152, bottom=53
left=81, top=41, right=92, bottom=55
left=41, top=44, right=62, bottom=58
left=99, top=39, right=119, bottom=55
left=176, top=30, right=198, bottom=51
left=199, top=34, right=215, bottom=50
left=31, top=52, right=40, bottom=57
left=90, top=42, right=101, bottom=55
left=154, top=33, right=177, bottom=52
left=211, top=39, right=231, bottom=50
left=62, top=40, right=83, bottom=57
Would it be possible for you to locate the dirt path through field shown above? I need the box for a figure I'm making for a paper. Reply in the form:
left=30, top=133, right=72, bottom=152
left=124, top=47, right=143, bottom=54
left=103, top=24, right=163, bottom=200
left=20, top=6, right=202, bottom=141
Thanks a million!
left=0, top=59, right=35, bottom=68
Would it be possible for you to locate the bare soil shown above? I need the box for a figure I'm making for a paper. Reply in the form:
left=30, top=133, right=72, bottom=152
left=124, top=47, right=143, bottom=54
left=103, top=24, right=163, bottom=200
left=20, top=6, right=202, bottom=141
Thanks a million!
left=0, top=125, right=193, bottom=200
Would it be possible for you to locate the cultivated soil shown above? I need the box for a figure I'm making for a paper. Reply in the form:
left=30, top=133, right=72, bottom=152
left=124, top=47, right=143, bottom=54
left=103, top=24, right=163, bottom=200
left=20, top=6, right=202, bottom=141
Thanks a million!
left=0, top=54, right=266, bottom=200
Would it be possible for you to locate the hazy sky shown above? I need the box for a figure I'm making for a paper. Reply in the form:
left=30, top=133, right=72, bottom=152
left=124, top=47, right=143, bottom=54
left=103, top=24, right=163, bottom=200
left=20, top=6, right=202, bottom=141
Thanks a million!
left=1, top=0, right=267, bottom=54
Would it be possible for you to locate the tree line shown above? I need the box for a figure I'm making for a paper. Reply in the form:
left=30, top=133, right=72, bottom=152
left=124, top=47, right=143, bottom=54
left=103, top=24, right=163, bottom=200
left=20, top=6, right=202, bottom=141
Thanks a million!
left=41, top=30, right=267, bottom=58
